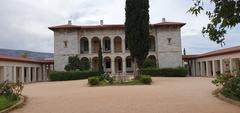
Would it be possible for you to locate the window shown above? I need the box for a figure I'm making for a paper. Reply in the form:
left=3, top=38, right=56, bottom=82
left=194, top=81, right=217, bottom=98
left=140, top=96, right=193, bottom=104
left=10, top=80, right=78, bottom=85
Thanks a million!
left=64, top=41, right=68, bottom=48
left=105, top=40, right=111, bottom=51
left=167, top=38, right=172, bottom=45
left=106, top=61, right=111, bottom=68
left=126, top=59, right=132, bottom=68
left=83, top=40, right=88, bottom=51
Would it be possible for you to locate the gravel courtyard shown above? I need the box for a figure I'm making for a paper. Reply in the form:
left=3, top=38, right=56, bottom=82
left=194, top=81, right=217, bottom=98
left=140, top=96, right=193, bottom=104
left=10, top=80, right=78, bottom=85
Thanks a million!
left=12, top=77, right=240, bottom=113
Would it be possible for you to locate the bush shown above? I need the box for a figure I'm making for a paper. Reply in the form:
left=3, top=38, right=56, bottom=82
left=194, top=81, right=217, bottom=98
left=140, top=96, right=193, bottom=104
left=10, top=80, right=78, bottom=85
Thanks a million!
left=139, top=75, right=152, bottom=84
left=212, top=73, right=234, bottom=87
left=139, top=67, right=188, bottom=77
left=88, top=77, right=100, bottom=86
left=221, top=76, right=240, bottom=101
left=0, top=81, right=24, bottom=101
left=49, top=71, right=99, bottom=81
left=141, top=59, right=157, bottom=69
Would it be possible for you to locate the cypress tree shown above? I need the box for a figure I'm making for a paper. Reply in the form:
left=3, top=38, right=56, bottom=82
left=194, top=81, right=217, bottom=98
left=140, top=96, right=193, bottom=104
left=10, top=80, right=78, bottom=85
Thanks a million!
left=98, top=45, right=104, bottom=75
left=125, top=0, right=150, bottom=68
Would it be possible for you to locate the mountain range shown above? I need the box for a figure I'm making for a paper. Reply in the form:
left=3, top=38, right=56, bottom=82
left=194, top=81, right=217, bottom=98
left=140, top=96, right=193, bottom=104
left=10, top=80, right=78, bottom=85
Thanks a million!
left=0, top=48, right=53, bottom=60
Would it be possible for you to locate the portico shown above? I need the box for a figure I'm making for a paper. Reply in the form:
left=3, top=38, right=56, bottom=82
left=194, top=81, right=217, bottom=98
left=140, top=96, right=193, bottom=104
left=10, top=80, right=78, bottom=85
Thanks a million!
left=183, top=46, right=240, bottom=77
left=0, top=55, right=54, bottom=83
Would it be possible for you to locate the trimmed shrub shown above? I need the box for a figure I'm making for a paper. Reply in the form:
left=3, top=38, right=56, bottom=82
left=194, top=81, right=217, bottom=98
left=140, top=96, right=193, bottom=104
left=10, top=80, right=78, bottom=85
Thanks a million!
left=139, top=67, right=188, bottom=77
left=139, top=75, right=152, bottom=84
left=49, top=71, right=99, bottom=81
left=88, top=77, right=100, bottom=86
left=141, top=59, right=157, bottom=69
left=221, top=76, right=240, bottom=101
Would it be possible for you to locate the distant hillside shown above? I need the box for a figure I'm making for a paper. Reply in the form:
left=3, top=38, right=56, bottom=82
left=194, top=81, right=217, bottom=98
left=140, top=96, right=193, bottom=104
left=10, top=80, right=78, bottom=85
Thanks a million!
left=0, top=49, right=53, bottom=60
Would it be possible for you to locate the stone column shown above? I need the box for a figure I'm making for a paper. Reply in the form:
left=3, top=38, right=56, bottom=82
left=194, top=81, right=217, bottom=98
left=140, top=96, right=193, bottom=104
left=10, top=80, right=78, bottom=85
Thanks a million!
left=122, top=57, right=126, bottom=75
left=38, top=67, right=42, bottom=81
left=229, top=58, right=233, bottom=74
left=122, top=38, right=125, bottom=53
left=206, top=61, right=209, bottom=76
left=26, top=67, right=31, bottom=83
left=32, top=67, right=37, bottom=82
left=220, top=59, right=224, bottom=74
left=3, top=66, right=8, bottom=81
left=20, top=67, right=25, bottom=83
left=89, top=38, right=92, bottom=54
left=42, top=65, right=46, bottom=81
left=200, top=62, right=203, bottom=76
left=212, top=61, right=216, bottom=77
left=111, top=38, right=114, bottom=53
left=13, top=66, right=17, bottom=83
left=111, top=60, right=115, bottom=75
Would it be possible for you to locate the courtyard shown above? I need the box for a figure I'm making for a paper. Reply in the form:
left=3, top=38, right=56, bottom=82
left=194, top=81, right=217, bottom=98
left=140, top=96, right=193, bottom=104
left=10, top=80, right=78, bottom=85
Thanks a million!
left=11, top=77, right=240, bottom=113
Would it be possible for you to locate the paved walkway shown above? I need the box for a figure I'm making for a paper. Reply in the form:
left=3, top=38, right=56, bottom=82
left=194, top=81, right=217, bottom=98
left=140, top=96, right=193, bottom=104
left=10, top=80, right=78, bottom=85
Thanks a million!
left=12, top=77, right=240, bottom=113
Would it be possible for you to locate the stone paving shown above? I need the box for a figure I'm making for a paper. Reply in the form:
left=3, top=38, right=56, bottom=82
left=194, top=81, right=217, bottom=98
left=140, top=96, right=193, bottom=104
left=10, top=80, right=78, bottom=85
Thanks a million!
left=12, top=77, right=240, bottom=113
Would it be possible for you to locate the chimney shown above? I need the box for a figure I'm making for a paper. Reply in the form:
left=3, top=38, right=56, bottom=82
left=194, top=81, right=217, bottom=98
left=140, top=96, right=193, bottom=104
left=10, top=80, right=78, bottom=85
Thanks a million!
left=100, top=20, right=104, bottom=26
left=162, top=18, right=166, bottom=22
left=68, top=20, right=72, bottom=25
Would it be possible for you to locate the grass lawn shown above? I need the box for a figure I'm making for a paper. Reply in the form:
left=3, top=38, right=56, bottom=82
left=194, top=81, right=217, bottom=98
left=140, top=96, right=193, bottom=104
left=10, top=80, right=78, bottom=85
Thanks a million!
left=0, top=96, right=20, bottom=111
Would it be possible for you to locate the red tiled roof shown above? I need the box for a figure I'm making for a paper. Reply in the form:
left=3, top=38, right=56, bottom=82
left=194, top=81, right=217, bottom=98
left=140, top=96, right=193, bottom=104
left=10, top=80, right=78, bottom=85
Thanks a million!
left=49, top=21, right=186, bottom=31
left=183, top=46, right=240, bottom=59
left=0, top=55, right=54, bottom=64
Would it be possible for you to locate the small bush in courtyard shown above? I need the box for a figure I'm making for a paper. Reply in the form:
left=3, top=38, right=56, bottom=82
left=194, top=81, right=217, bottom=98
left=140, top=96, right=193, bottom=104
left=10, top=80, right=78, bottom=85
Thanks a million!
left=221, top=76, right=240, bottom=101
left=88, top=77, right=100, bottom=86
left=140, top=67, right=188, bottom=77
left=139, top=75, right=152, bottom=84
left=212, top=73, right=234, bottom=87
left=0, top=81, right=24, bottom=101
left=49, top=71, right=99, bottom=81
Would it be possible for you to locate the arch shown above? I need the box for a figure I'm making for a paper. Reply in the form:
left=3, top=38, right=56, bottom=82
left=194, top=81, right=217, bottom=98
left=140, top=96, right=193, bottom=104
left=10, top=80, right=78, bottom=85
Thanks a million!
left=104, top=57, right=111, bottom=72
left=115, top=56, right=123, bottom=73
left=126, top=56, right=134, bottom=73
left=149, top=36, right=156, bottom=51
left=92, top=57, right=99, bottom=71
left=114, top=36, right=122, bottom=53
left=80, top=57, right=90, bottom=70
left=91, top=37, right=101, bottom=53
left=148, top=55, right=156, bottom=61
left=103, top=37, right=111, bottom=53
left=80, top=37, right=89, bottom=54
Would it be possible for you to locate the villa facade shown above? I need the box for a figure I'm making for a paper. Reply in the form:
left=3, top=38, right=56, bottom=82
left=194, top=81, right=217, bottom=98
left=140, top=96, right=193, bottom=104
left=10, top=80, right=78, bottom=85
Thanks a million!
left=49, top=19, right=186, bottom=75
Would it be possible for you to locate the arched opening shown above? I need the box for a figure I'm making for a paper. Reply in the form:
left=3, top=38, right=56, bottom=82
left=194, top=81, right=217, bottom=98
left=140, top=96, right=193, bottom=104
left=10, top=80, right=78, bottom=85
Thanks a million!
left=92, top=57, right=99, bottom=71
left=80, top=57, right=90, bottom=70
left=114, top=36, right=122, bottom=53
left=126, top=56, right=134, bottom=73
left=148, top=55, right=157, bottom=61
left=80, top=37, right=89, bottom=54
left=104, top=57, right=111, bottom=72
left=91, top=37, right=101, bottom=53
left=103, top=37, right=111, bottom=53
left=115, top=56, right=123, bottom=73
left=149, top=36, right=156, bottom=51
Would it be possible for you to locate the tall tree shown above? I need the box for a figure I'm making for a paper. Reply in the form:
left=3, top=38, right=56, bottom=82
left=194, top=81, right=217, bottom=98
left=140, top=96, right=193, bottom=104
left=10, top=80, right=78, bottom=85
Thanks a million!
left=189, top=0, right=240, bottom=45
left=98, top=45, right=104, bottom=75
left=125, top=0, right=150, bottom=70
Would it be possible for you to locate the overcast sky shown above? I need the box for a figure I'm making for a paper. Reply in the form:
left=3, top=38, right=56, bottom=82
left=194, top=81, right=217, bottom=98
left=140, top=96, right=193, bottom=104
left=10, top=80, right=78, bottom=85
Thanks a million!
left=0, top=0, right=239, bottom=54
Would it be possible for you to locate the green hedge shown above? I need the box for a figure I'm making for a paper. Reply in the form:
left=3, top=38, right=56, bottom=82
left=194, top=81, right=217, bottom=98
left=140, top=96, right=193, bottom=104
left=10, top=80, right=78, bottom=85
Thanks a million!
left=49, top=71, right=99, bottom=81
left=139, top=67, right=188, bottom=77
